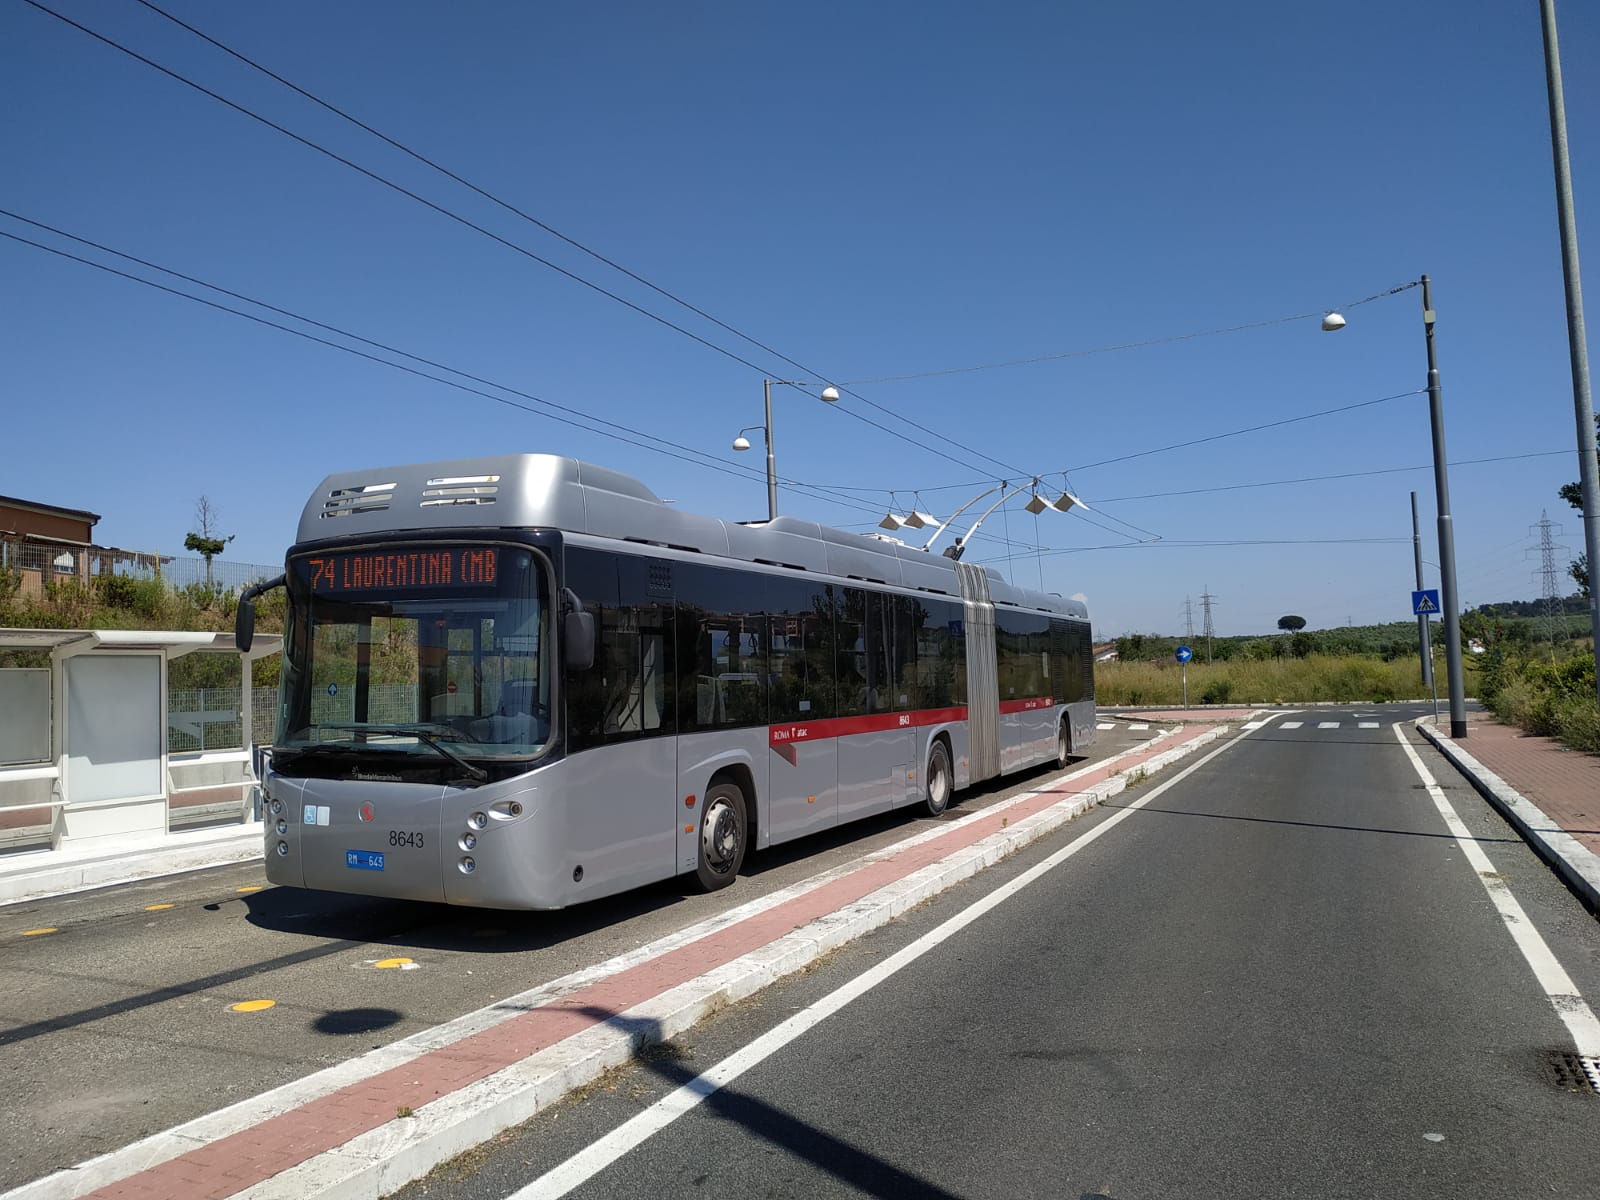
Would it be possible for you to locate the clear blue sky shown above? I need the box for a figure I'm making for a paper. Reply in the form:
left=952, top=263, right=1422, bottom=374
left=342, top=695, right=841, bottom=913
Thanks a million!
left=3, top=0, right=1596, bottom=637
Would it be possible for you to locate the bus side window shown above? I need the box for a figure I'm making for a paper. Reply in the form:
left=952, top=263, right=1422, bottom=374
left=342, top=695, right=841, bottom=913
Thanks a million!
left=837, top=588, right=868, bottom=718
left=914, top=597, right=963, bottom=709
left=767, top=576, right=836, bottom=722
left=564, top=547, right=617, bottom=752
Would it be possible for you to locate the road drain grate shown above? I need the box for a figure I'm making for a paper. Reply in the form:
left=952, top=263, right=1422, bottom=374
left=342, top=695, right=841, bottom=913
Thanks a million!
left=1544, top=1050, right=1600, bottom=1094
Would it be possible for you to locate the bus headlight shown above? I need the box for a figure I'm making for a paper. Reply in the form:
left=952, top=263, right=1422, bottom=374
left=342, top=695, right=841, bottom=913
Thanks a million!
left=276, top=841, right=289, bottom=857
left=459, top=856, right=476, bottom=874
left=469, top=811, right=487, bottom=830
left=276, top=820, right=288, bottom=836
left=459, top=832, right=476, bottom=851
left=270, top=799, right=283, bottom=817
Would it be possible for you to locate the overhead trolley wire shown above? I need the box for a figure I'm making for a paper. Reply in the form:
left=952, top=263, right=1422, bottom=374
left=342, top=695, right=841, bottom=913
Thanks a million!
left=839, top=282, right=1421, bottom=386
left=972, top=535, right=1413, bottom=566
left=24, top=3, right=1429, bottom=555
left=1090, top=449, right=1575, bottom=504
left=0, top=222, right=1075, bottom=563
left=21, top=0, right=1006, bottom=481
left=1064, top=391, right=1425, bottom=474
left=131, top=0, right=1044, bottom=483
left=133, top=0, right=1421, bottom=501
left=0, top=224, right=886, bottom=520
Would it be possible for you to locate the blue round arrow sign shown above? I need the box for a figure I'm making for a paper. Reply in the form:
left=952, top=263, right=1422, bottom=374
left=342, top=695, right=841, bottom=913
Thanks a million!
left=1175, top=645, right=1193, bottom=663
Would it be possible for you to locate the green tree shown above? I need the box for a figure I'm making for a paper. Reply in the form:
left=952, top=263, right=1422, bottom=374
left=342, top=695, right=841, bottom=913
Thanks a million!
left=1277, top=614, right=1307, bottom=632
left=183, top=495, right=234, bottom=587
left=1560, top=416, right=1598, bottom=597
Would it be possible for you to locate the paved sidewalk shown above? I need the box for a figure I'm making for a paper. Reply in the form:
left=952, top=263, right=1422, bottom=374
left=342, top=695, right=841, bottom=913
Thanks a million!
left=0, top=823, right=262, bottom=907
left=1420, top=710, right=1600, bottom=912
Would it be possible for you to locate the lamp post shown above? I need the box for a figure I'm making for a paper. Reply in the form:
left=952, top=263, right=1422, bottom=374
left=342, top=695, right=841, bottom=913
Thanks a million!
left=732, top=380, right=840, bottom=521
left=1324, top=276, right=1468, bottom=737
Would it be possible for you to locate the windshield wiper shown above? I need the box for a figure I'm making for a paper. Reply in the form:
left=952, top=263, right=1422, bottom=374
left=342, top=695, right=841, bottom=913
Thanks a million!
left=321, top=723, right=490, bottom=784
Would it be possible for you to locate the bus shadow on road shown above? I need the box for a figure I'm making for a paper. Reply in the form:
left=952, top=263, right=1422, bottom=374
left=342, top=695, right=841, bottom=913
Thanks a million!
left=237, top=755, right=1099, bottom=958
left=524, top=1005, right=971, bottom=1200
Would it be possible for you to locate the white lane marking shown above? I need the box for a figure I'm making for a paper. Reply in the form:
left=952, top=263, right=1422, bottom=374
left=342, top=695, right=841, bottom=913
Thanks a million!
left=1281, top=721, right=1304, bottom=730
left=1242, top=721, right=1266, bottom=731
left=511, top=723, right=1268, bottom=1199
left=1359, top=722, right=1380, bottom=729
left=1097, top=722, right=1115, bottom=731
left=1318, top=721, right=1340, bottom=729
left=1129, top=723, right=1150, bottom=731
left=1393, top=726, right=1600, bottom=1056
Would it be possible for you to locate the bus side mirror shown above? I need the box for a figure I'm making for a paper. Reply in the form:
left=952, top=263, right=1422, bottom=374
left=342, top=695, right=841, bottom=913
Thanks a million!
left=565, top=611, right=595, bottom=671
left=236, top=598, right=256, bottom=653
left=235, top=574, right=286, bottom=654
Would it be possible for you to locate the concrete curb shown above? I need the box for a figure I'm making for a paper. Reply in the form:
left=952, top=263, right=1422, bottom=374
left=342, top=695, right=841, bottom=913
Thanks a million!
left=4, top=724, right=1232, bottom=1200
left=1417, top=719, right=1600, bottom=913
left=0, top=825, right=263, bottom=908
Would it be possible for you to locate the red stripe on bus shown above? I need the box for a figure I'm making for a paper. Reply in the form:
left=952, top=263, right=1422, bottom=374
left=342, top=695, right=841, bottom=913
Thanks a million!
left=999, top=696, right=1056, bottom=714
left=768, top=706, right=970, bottom=747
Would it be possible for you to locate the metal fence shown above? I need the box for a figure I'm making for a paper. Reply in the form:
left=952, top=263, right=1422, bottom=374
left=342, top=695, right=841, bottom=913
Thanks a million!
left=168, top=687, right=249, bottom=753
left=2, top=539, right=277, bottom=597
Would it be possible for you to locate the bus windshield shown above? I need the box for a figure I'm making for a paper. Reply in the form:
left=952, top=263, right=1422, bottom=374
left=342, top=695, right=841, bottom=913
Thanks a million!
left=278, top=543, right=552, bottom=765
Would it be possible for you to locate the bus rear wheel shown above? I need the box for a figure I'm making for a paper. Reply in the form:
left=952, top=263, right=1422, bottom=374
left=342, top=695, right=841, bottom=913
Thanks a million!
left=1057, top=719, right=1072, bottom=768
left=696, top=782, right=747, bottom=892
left=923, top=740, right=952, bottom=816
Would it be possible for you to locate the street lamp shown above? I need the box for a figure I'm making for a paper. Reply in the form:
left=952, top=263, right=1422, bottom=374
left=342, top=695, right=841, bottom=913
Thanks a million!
left=1323, top=275, right=1468, bottom=737
left=732, top=380, right=841, bottom=521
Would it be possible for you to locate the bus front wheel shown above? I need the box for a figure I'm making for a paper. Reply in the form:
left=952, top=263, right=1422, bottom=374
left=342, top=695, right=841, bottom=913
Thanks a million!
left=923, top=741, right=952, bottom=817
left=696, top=782, right=747, bottom=891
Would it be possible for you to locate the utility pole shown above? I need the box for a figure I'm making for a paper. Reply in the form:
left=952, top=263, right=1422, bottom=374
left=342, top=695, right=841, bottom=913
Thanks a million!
left=1421, top=276, right=1469, bottom=739
left=1200, top=587, right=1216, bottom=664
left=1411, top=492, right=1435, bottom=689
left=1539, top=0, right=1600, bottom=714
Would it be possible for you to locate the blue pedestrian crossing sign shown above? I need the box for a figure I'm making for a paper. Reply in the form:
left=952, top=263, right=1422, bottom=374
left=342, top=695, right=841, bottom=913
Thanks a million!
left=1412, top=589, right=1440, bottom=616
left=1175, top=645, right=1193, bottom=663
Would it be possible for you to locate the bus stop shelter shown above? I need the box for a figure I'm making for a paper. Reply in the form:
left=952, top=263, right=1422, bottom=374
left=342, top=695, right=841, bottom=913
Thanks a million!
left=0, top=628, right=282, bottom=854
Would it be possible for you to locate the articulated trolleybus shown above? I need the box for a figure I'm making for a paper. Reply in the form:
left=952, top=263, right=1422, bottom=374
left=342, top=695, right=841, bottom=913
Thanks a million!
left=238, top=455, right=1095, bottom=910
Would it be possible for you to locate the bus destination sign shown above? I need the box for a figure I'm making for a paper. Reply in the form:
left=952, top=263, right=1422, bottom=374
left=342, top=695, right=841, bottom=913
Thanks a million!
left=304, top=546, right=499, bottom=594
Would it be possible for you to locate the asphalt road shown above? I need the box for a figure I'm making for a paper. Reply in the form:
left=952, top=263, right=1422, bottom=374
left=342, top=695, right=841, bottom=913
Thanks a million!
left=390, top=704, right=1600, bottom=1200
left=0, top=718, right=1165, bottom=1193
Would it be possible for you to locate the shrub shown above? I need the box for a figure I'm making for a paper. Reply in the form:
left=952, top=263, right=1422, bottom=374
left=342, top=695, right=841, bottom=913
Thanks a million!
left=1200, top=679, right=1234, bottom=704
left=97, top=573, right=140, bottom=610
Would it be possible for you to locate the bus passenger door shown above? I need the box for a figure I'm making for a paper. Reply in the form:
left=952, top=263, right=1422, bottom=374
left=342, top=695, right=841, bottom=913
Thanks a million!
left=836, top=589, right=906, bottom=823
left=765, top=603, right=838, bottom=842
